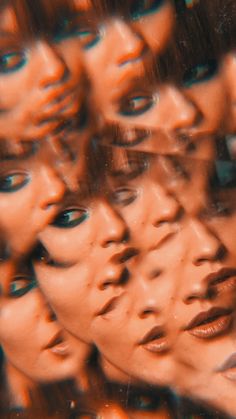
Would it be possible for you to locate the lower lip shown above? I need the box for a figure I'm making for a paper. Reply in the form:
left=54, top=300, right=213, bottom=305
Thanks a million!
left=221, top=367, right=236, bottom=382
left=48, top=342, right=70, bottom=357
left=142, top=339, right=169, bottom=354
left=187, top=314, right=233, bottom=339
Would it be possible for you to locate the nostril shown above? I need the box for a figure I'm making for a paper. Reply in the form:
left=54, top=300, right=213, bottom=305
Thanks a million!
left=48, top=310, right=57, bottom=322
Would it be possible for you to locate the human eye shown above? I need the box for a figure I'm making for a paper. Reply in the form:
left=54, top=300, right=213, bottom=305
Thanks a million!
left=51, top=208, right=89, bottom=228
left=119, top=93, right=155, bottom=117
left=0, top=172, right=29, bottom=193
left=209, top=161, right=236, bottom=192
left=111, top=187, right=138, bottom=206
left=0, top=51, right=27, bottom=74
left=130, top=0, right=164, bottom=20
left=183, top=59, right=218, bottom=87
left=8, top=276, right=37, bottom=298
left=53, top=16, right=101, bottom=49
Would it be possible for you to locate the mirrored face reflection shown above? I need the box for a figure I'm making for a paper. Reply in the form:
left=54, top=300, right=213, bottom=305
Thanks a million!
left=33, top=185, right=136, bottom=344
left=222, top=51, right=236, bottom=133
left=0, top=259, right=82, bottom=389
left=168, top=173, right=236, bottom=415
left=90, top=237, right=186, bottom=387
left=181, top=58, right=227, bottom=137
left=0, top=3, right=85, bottom=141
left=107, top=150, right=195, bottom=251
left=70, top=0, right=200, bottom=135
left=0, top=142, right=67, bottom=254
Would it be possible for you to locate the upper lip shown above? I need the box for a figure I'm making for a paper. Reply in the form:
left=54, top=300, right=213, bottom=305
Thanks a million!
left=184, top=307, right=233, bottom=331
left=138, top=326, right=166, bottom=346
left=217, top=353, right=236, bottom=373
left=207, top=268, right=236, bottom=287
left=44, top=331, right=64, bottom=350
left=111, top=247, right=139, bottom=264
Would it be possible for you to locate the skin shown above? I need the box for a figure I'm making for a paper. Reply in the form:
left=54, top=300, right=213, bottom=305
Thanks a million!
left=107, top=148, right=214, bottom=250
left=70, top=0, right=200, bottom=137
left=0, top=134, right=90, bottom=255
left=33, top=184, right=135, bottom=344
left=180, top=58, right=228, bottom=138
left=0, top=2, right=85, bottom=142
left=222, top=51, right=236, bottom=134
left=170, top=186, right=236, bottom=417
left=0, top=142, right=66, bottom=255
left=0, top=259, right=90, bottom=408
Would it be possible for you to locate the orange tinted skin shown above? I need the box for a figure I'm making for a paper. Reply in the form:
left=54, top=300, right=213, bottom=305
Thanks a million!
left=0, top=4, right=85, bottom=142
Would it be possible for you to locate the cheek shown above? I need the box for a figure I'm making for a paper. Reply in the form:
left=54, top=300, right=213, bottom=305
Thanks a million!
left=57, top=40, right=84, bottom=77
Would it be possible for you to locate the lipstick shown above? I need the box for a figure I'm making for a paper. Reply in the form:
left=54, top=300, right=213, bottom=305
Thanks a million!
left=217, top=353, right=236, bottom=381
left=139, top=326, right=169, bottom=354
left=45, top=332, right=69, bottom=357
left=184, top=307, right=233, bottom=339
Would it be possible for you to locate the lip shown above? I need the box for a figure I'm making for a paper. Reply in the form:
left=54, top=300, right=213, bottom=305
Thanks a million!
left=217, top=353, right=236, bottom=381
left=44, top=332, right=70, bottom=357
left=139, top=326, right=169, bottom=354
left=111, top=247, right=139, bottom=264
left=184, top=307, right=233, bottom=339
left=208, top=268, right=236, bottom=292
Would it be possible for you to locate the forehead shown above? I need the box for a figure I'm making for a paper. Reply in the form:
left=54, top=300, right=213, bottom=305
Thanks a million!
left=0, top=0, right=75, bottom=38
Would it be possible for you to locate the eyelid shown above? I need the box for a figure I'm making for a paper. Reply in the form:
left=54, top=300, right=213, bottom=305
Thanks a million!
left=0, top=171, right=30, bottom=193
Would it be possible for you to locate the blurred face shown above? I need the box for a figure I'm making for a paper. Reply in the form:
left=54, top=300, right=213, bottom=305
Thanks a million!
left=91, top=237, right=185, bottom=387
left=0, top=3, right=85, bottom=141
left=0, top=260, right=82, bottom=384
left=0, top=143, right=66, bottom=254
left=71, top=0, right=200, bottom=134
left=34, top=188, right=136, bottom=343
left=107, top=150, right=211, bottom=250
left=181, top=59, right=227, bottom=137
left=168, top=179, right=236, bottom=416
left=222, top=51, right=236, bottom=133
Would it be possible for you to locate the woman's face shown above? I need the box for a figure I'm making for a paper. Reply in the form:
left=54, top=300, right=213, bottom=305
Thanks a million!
left=107, top=152, right=183, bottom=252
left=34, top=188, right=136, bottom=344
left=180, top=59, right=227, bottom=137
left=71, top=0, right=200, bottom=134
left=0, top=3, right=85, bottom=141
left=0, top=260, right=83, bottom=383
left=222, top=51, right=236, bottom=133
left=90, top=234, right=187, bottom=387
left=0, top=143, right=67, bottom=254
left=167, top=185, right=236, bottom=416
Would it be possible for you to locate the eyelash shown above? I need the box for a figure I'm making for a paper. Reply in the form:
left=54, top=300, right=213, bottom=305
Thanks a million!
left=0, top=172, right=30, bottom=193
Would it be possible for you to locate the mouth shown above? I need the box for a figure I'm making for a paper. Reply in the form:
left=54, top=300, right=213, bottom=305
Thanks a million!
left=217, top=353, right=236, bottom=381
left=139, top=326, right=169, bottom=354
left=44, top=332, right=70, bottom=357
left=184, top=307, right=233, bottom=339
left=209, top=268, right=236, bottom=293
left=111, top=248, right=139, bottom=264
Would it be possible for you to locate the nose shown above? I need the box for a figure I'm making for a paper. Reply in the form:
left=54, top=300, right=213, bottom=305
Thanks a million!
left=39, top=165, right=66, bottom=209
left=98, top=201, right=128, bottom=247
left=37, top=41, right=69, bottom=88
left=151, top=184, right=181, bottom=227
left=163, top=85, right=202, bottom=131
left=136, top=279, right=160, bottom=319
left=189, top=219, right=225, bottom=266
left=112, top=19, right=145, bottom=66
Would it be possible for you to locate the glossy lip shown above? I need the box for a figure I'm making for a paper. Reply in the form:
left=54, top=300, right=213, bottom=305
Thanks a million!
left=44, top=332, right=70, bottom=357
left=96, top=296, right=121, bottom=317
left=138, top=326, right=170, bottom=354
left=184, top=307, right=233, bottom=339
left=217, top=353, right=236, bottom=381
left=208, top=268, right=236, bottom=292
left=111, top=247, right=139, bottom=264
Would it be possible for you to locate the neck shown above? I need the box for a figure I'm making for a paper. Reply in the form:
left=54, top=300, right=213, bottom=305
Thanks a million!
left=5, top=361, right=35, bottom=408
